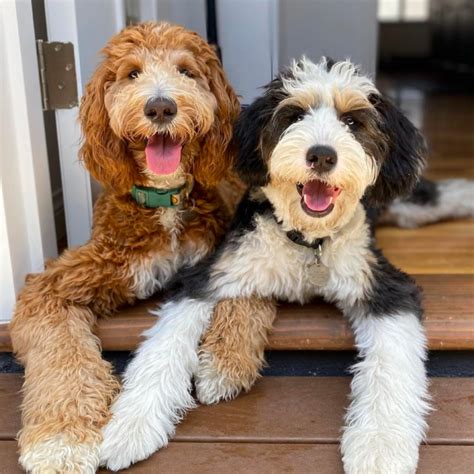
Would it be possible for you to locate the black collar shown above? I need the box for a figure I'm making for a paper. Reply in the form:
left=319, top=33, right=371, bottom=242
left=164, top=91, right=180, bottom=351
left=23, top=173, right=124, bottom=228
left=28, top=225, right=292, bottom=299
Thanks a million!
left=271, top=214, right=326, bottom=249
left=271, top=214, right=327, bottom=264
left=285, top=229, right=325, bottom=250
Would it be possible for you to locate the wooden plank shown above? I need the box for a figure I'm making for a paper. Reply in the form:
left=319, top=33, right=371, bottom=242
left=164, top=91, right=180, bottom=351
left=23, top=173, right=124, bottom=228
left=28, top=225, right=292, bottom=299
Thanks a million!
left=1, top=441, right=473, bottom=474
left=1, top=376, right=473, bottom=445
left=105, top=444, right=474, bottom=474
left=176, top=377, right=474, bottom=446
left=0, top=374, right=21, bottom=441
left=1, top=274, right=472, bottom=352
left=377, top=220, right=474, bottom=275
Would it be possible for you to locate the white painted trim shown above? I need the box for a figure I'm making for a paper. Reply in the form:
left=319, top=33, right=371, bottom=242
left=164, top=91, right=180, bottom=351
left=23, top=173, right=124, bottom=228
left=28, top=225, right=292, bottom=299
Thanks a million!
left=0, top=0, right=57, bottom=321
left=43, top=0, right=93, bottom=247
left=0, top=191, right=17, bottom=323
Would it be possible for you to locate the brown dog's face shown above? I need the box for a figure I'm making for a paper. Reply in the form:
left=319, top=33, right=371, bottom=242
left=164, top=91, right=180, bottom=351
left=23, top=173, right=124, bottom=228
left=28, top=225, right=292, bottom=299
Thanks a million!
left=80, top=22, right=239, bottom=193
left=104, top=41, right=217, bottom=186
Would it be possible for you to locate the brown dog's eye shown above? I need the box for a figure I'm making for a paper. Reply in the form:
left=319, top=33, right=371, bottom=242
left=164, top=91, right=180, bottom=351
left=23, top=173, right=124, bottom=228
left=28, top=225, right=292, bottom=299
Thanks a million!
left=128, top=70, right=140, bottom=80
left=178, top=67, right=194, bottom=78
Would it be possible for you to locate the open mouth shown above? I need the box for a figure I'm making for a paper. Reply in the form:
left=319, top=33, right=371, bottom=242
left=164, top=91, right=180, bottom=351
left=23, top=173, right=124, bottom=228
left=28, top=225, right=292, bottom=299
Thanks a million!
left=145, top=133, right=182, bottom=175
left=296, top=180, right=341, bottom=218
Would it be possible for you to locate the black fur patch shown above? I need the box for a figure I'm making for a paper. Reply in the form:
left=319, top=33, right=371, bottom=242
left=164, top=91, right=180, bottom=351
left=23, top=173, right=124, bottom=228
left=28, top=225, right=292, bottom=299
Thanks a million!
left=360, top=246, right=423, bottom=319
left=405, top=177, right=439, bottom=205
left=166, top=192, right=273, bottom=300
left=262, top=103, right=306, bottom=155
left=234, top=73, right=293, bottom=186
left=364, top=94, right=427, bottom=207
left=228, top=190, right=274, bottom=235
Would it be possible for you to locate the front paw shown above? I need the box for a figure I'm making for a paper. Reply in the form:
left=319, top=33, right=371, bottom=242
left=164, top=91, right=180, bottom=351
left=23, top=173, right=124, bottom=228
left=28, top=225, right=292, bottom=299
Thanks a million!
left=20, top=435, right=99, bottom=474
left=195, top=349, right=252, bottom=405
left=100, top=409, right=172, bottom=471
left=341, top=428, right=419, bottom=474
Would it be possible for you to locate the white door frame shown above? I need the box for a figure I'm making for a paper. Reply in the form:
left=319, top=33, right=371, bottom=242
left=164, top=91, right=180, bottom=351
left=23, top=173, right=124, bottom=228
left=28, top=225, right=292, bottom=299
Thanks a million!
left=43, top=0, right=126, bottom=247
left=43, top=0, right=94, bottom=248
left=0, top=0, right=57, bottom=321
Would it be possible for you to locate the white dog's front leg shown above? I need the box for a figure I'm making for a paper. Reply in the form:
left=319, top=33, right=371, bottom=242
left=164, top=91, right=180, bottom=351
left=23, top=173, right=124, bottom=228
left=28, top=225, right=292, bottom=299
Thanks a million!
left=341, top=313, right=430, bottom=474
left=100, top=298, right=215, bottom=471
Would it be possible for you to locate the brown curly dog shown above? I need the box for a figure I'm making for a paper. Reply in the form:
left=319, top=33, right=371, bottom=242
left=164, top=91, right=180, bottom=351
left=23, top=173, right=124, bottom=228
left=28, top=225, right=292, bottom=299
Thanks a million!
left=10, top=22, right=241, bottom=473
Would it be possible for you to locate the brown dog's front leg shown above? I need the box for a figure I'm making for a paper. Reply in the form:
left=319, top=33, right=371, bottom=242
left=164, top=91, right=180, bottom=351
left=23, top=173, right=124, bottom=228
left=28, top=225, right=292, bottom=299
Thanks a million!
left=10, top=243, right=127, bottom=473
left=196, top=297, right=276, bottom=405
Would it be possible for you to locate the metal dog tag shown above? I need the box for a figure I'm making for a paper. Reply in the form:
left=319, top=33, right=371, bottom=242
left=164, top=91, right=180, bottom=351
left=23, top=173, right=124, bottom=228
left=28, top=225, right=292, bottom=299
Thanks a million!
left=307, top=262, right=330, bottom=287
left=307, top=243, right=330, bottom=287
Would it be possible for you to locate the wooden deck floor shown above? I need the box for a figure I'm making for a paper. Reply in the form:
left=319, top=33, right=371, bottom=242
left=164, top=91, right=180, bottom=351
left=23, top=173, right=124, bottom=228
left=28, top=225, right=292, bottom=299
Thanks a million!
left=0, top=376, right=473, bottom=473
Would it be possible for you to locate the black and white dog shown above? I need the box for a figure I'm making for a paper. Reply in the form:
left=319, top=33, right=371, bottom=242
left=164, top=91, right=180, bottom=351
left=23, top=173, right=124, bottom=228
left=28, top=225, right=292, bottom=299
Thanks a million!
left=101, top=57, right=473, bottom=473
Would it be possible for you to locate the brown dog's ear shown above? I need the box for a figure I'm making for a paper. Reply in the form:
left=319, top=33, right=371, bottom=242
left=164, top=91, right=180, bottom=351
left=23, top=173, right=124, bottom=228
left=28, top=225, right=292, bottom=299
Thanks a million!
left=193, top=57, right=240, bottom=188
left=79, top=62, right=139, bottom=194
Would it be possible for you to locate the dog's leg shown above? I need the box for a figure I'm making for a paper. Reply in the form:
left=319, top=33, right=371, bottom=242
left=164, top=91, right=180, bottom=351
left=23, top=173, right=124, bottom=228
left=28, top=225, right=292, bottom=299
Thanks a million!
left=10, top=245, right=127, bottom=474
left=100, top=297, right=215, bottom=471
left=336, top=258, right=430, bottom=474
left=196, top=297, right=277, bottom=405
left=381, top=177, right=474, bottom=228
left=341, top=313, right=430, bottom=474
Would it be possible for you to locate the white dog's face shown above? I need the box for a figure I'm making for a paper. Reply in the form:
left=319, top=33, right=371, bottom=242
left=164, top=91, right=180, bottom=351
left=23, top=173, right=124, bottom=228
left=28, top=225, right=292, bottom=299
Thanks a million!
left=235, top=57, right=426, bottom=237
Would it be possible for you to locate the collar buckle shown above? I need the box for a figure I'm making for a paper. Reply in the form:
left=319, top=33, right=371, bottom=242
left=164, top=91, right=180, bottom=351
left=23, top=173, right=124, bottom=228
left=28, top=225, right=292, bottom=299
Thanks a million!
left=314, top=243, right=323, bottom=266
left=131, top=176, right=194, bottom=209
left=285, top=229, right=326, bottom=265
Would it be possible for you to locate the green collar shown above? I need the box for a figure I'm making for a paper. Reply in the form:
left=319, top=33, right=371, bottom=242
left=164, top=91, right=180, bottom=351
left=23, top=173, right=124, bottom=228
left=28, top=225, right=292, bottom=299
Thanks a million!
left=131, top=183, right=189, bottom=208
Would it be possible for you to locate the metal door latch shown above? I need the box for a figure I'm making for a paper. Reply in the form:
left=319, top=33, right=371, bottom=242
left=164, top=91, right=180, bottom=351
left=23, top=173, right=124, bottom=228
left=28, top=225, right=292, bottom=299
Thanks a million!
left=37, top=40, right=78, bottom=111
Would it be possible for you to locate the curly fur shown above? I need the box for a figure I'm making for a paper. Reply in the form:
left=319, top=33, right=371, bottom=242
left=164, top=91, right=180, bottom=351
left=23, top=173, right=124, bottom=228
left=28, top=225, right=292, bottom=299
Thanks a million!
left=196, top=297, right=277, bottom=405
left=80, top=22, right=240, bottom=192
left=10, top=22, right=242, bottom=473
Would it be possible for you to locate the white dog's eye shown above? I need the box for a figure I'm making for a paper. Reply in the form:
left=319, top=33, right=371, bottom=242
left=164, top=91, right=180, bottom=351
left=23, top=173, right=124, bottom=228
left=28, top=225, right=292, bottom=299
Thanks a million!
left=296, top=114, right=305, bottom=122
left=128, top=70, right=140, bottom=80
left=343, top=116, right=356, bottom=128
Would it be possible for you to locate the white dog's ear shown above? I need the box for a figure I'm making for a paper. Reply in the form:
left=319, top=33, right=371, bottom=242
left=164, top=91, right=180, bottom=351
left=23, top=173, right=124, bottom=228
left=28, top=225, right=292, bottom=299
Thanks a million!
left=364, top=94, right=427, bottom=207
left=234, top=77, right=287, bottom=186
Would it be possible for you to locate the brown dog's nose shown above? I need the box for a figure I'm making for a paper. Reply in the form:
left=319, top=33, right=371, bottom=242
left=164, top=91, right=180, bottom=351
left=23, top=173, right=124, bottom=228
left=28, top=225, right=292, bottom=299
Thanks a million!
left=144, top=97, right=177, bottom=124
left=306, top=145, right=338, bottom=173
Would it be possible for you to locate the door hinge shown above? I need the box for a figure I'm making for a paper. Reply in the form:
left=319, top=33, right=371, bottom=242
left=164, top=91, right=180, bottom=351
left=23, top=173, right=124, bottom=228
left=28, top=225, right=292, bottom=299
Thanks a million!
left=37, top=40, right=79, bottom=111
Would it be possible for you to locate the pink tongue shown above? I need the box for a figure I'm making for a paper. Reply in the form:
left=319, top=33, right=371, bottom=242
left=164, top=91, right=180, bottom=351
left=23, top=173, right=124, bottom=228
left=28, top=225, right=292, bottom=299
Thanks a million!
left=145, top=134, right=182, bottom=175
left=303, top=180, right=338, bottom=212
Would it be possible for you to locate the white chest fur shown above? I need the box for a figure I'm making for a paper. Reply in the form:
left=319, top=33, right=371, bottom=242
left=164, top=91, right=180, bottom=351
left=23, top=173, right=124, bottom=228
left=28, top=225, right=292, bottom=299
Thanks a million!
left=129, top=208, right=207, bottom=300
left=212, top=205, right=374, bottom=305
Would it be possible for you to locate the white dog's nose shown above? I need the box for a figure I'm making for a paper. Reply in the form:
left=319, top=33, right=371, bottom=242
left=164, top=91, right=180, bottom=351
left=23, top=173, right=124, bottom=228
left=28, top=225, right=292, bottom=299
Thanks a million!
left=306, top=145, right=338, bottom=173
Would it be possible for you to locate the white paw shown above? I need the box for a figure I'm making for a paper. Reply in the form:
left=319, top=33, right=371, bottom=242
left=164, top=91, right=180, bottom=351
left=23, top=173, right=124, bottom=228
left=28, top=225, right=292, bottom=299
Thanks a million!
left=341, top=428, right=419, bottom=474
left=20, top=436, right=99, bottom=474
left=195, top=351, right=243, bottom=405
left=99, top=410, right=172, bottom=471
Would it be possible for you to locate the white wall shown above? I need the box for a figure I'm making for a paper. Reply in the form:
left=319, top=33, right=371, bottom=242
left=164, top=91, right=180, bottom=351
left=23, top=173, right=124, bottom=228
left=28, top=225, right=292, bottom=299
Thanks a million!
left=126, top=0, right=207, bottom=37
left=156, top=0, right=207, bottom=37
left=76, top=0, right=127, bottom=85
left=217, top=0, right=278, bottom=104
left=278, top=0, right=378, bottom=76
